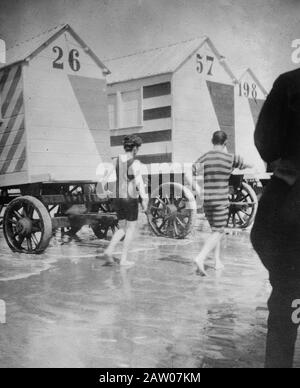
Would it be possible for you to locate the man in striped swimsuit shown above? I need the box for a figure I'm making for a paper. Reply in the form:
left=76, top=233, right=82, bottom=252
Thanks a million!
left=193, top=131, right=247, bottom=276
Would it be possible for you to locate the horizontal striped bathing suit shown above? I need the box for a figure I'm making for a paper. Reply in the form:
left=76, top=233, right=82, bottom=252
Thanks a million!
left=194, top=150, right=242, bottom=231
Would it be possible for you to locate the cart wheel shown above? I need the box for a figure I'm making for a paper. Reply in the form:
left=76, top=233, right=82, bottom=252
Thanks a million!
left=91, top=199, right=118, bottom=239
left=3, top=196, right=52, bottom=254
left=91, top=223, right=108, bottom=239
left=91, top=215, right=118, bottom=240
left=99, top=201, right=113, bottom=213
left=147, top=182, right=197, bottom=239
left=228, top=182, right=258, bottom=229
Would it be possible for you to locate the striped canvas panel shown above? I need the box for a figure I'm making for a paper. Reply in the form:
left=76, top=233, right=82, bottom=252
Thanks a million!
left=143, top=106, right=171, bottom=121
left=206, top=81, right=235, bottom=153
left=0, top=65, right=27, bottom=176
left=142, top=94, right=171, bottom=110
left=141, top=83, right=171, bottom=163
left=110, top=129, right=172, bottom=147
left=143, top=82, right=171, bottom=99
left=248, top=98, right=265, bottom=126
left=110, top=81, right=173, bottom=165
left=143, top=117, right=172, bottom=132
left=111, top=141, right=172, bottom=159
left=137, top=153, right=172, bottom=164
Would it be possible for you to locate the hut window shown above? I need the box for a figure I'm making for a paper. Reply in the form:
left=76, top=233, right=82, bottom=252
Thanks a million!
left=143, top=82, right=171, bottom=99
left=108, top=93, right=117, bottom=129
left=120, top=89, right=141, bottom=128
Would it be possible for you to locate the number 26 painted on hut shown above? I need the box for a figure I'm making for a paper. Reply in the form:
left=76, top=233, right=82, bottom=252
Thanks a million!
left=52, top=46, right=81, bottom=72
left=196, top=53, right=214, bottom=76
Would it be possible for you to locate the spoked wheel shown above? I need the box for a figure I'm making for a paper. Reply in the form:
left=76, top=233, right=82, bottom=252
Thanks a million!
left=227, top=182, right=258, bottom=229
left=91, top=216, right=119, bottom=239
left=99, top=202, right=113, bottom=213
left=91, top=200, right=118, bottom=239
left=147, top=182, right=197, bottom=239
left=3, top=196, right=52, bottom=253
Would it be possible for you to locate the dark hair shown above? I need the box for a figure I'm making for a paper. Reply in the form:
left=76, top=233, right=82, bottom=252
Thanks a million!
left=123, top=135, right=142, bottom=152
left=212, top=131, right=228, bottom=145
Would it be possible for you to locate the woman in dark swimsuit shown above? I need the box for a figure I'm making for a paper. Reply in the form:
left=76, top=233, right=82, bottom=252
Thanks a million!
left=100, top=135, right=148, bottom=266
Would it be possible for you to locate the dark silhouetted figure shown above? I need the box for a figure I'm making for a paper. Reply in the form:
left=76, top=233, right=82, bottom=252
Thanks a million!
left=251, top=69, right=300, bottom=368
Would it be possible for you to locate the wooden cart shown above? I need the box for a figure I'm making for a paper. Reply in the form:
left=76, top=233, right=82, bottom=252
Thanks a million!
left=0, top=169, right=263, bottom=254
left=0, top=25, right=114, bottom=253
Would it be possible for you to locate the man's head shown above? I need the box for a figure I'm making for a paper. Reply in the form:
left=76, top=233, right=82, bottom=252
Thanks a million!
left=123, top=135, right=142, bottom=156
left=212, top=131, right=228, bottom=147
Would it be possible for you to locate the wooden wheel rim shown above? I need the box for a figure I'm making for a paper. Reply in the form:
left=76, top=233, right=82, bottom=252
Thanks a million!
left=3, top=196, right=52, bottom=253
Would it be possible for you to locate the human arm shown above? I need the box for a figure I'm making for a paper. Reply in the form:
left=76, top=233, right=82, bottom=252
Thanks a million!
left=192, top=154, right=205, bottom=176
left=232, top=154, right=252, bottom=170
left=132, top=161, right=148, bottom=212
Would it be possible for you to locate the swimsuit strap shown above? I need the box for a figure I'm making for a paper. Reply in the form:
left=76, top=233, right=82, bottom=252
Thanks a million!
left=126, top=157, right=136, bottom=181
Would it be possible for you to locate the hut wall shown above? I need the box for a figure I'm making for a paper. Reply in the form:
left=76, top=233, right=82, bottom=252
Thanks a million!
left=23, top=32, right=110, bottom=183
left=172, top=41, right=236, bottom=164
left=0, top=64, right=28, bottom=187
left=108, top=74, right=173, bottom=164
left=235, top=71, right=266, bottom=171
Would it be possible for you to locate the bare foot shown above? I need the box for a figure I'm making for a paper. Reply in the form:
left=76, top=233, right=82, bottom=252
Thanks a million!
left=195, top=259, right=208, bottom=276
left=120, top=260, right=134, bottom=267
left=214, top=261, right=224, bottom=270
left=96, top=252, right=115, bottom=265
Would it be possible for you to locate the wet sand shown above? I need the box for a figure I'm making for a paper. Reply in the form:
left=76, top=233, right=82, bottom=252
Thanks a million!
left=0, top=217, right=297, bottom=368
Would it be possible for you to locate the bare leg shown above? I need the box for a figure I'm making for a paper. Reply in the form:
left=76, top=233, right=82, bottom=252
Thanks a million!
left=120, top=220, right=137, bottom=266
left=195, top=231, right=223, bottom=276
left=104, top=220, right=126, bottom=263
left=214, top=233, right=224, bottom=270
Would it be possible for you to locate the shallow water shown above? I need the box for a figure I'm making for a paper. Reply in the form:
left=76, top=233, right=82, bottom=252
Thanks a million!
left=0, top=220, right=293, bottom=368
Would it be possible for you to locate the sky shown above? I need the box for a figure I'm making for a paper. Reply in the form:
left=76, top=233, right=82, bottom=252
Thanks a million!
left=0, top=0, right=300, bottom=90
